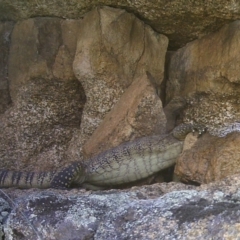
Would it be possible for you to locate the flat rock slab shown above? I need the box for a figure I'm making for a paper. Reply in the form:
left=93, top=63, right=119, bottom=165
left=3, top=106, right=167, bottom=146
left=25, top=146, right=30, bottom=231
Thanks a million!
left=2, top=174, right=240, bottom=239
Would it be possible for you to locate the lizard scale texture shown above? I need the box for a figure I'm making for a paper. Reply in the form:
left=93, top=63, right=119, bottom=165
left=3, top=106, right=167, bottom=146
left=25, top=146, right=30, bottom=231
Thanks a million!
left=0, top=124, right=198, bottom=189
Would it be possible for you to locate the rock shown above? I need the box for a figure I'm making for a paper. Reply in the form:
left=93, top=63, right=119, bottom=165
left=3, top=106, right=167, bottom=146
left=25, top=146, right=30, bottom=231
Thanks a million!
left=53, top=20, right=82, bottom=80
left=1, top=1, right=240, bottom=49
left=167, top=20, right=240, bottom=137
left=1, top=9, right=168, bottom=171
left=163, top=95, right=186, bottom=132
left=83, top=74, right=166, bottom=158
left=175, top=132, right=240, bottom=184
left=166, top=20, right=240, bottom=184
left=3, top=174, right=240, bottom=239
left=0, top=78, right=85, bottom=171
left=0, top=17, right=86, bottom=171
left=8, top=17, right=82, bottom=102
left=0, top=196, right=10, bottom=239
left=71, top=6, right=168, bottom=160
left=0, top=21, right=14, bottom=114
left=182, top=132, right=199, bottom=152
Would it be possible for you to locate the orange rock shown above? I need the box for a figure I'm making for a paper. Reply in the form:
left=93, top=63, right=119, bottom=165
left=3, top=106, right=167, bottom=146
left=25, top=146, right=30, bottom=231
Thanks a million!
left=167, top=21, right=240, bottom=135
left=71, top=7, right=168, bottom=160
left=83, top=74, right=166, bottom=158
left=175, top=132, right=240, bottom=184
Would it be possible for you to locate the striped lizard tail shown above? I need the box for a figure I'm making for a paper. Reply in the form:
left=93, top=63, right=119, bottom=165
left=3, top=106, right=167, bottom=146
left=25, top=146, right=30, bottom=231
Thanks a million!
left=0, top=162, right=85, bottom=189
left=0, top=170, right=56, bottom=188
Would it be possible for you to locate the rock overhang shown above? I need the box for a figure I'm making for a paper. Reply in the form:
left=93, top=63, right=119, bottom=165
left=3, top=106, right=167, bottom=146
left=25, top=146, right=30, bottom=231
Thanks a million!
left=1, top=0, right=240, bottom=49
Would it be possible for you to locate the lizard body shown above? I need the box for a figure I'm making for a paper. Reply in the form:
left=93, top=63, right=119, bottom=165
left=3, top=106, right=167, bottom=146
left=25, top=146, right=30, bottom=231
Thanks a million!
left=0, top=124, right=203, bottom=189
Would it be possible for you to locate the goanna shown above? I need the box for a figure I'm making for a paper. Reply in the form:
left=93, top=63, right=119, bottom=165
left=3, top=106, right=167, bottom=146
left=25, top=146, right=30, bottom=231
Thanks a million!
left=0, top=123, right=204, bottom=190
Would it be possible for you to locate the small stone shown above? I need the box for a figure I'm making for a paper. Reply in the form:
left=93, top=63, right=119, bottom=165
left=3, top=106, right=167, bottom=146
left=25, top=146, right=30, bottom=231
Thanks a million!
left=1, top=211, right=9, bottom=217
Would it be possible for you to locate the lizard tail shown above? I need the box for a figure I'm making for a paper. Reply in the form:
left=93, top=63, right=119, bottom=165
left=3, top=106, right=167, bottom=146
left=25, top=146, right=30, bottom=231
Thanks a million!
left=0, top=162, right=85, bottom=189
left=0, top=170, right=55, bottom=189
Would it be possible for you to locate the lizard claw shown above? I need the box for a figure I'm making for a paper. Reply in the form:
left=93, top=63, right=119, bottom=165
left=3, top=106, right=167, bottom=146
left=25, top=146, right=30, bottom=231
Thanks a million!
left=191, top=124, right=207, bottom=137
left=173, top=123, right=207, bottom=140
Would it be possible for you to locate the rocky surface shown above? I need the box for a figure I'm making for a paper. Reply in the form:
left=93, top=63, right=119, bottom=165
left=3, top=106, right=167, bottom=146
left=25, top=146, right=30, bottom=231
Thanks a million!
left=71, top=6, right=168, bottom=161
left=166, top=20, right=240, bottom=184
left=176, top=131, right=240, bottom=184
left=2, top=3, right=240, bottom=239
left=0, top=7, right=168, bottom=171
left=0, top=78, right=85, bottom=171
left=0, top=22, right=13, bottom=114
left=8, top=17, right=82, bottom=102
left=1, top=1, right=240, bottom=49
left=167, top=20, right=240, bottom=136
left=1, top=174, right=240, bottom=239
left=83, top=74, right=166, bottom=159
left=0, top=17, right=87, bottom=171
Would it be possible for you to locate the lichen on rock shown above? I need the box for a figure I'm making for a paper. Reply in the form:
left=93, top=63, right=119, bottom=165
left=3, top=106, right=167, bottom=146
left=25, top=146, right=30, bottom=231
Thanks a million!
left=71, top=6, right=168, bottom=160
left=167, top=20, right=240, bottom=137
left=0, top=78, right=85, bottom=171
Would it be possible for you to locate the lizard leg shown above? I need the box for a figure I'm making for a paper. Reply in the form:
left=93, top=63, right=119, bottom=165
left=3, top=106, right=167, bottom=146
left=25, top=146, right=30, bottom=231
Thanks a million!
left=173, top=123, right=206, bottom=140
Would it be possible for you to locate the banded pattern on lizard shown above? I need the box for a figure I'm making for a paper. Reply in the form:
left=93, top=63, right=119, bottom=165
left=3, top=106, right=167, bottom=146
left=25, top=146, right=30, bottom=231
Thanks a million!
left=0, top=123, right=204, bottom=190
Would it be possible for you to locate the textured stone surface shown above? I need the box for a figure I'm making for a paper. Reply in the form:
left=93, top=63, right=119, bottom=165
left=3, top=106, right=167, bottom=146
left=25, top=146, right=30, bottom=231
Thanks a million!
left=9, top=17, right=82, bottom=102
left=166, top=20, right=240, bottom=185
left=71, top=6, right=168, bottom=161
left=2, top=174, right=240, bottom=239
left=0, top=197, right=10, bottom=239
left=83, top=74, right=166, bottom=159
left=1, top=1, right=240, bottom=49
left=0, top=21, right=13, bottom=114
left=0, top=9, right=168, bottom=173
left=167, top=20, right=240, bottom=136
left=0, top=17, right=86, bottom=171
left=175, top=131, right=240, bottom=184
left=2, top=8, right=240, bottom=239
left=0, top=78, right=85, bottom=171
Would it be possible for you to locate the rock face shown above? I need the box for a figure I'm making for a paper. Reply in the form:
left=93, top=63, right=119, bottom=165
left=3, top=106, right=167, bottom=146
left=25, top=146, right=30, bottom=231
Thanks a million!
left=71, top=6, right=168, bottom=160
left=83, top=74, right=166, bottom=158
left=0, top=7, right=168, bottom=171
left=1, top=0, right=240, bottom=49
left=167, top=20, right=240, bottom=136
left=0, top=22, right=13, bottom=114
left=2, top=175, right=240, bottom=239
left=0, top=79, right=85, bottom=171
left=176, top=132, right=240, bottom=184
left=167, top=20, right=240, bottom=184
left=8, top=17, right=82, bottom=102
left=0, top=17, right=86, bottom=171
left=2, top=4, right=240, bottom=239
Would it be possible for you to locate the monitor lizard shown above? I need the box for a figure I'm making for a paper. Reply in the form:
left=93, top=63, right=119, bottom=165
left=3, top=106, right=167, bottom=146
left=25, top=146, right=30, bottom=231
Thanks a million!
left=0, top=123, right=205, bottom=190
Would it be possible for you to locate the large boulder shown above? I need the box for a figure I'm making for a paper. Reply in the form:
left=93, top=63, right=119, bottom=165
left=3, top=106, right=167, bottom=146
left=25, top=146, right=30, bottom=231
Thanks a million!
left=1, top=1, right=240, bottom=49
left=167, top=20, right=240, bottom=184
left=176, top=132, right=240, bottom=184
left=0, top=18, right=86, bottom=171
left=70, top=6, right=168, bottom=161
left=2, top=174, right=240, bottom=239
left=167, top=21, right=240, bottom=135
